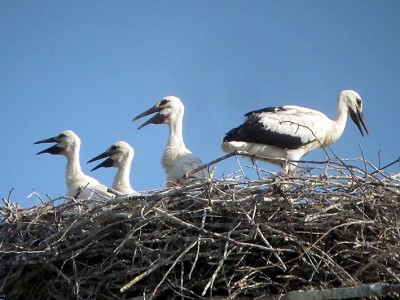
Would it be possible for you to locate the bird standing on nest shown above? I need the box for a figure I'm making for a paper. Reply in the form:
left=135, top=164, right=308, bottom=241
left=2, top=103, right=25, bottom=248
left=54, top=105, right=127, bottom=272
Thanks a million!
left=88, top=141, right=140, bottom=196
left=35, top=130, right=113, bottom=199
left=132, top=96, right=208, bottom=187
left=222, top=90, right=368, bottom=173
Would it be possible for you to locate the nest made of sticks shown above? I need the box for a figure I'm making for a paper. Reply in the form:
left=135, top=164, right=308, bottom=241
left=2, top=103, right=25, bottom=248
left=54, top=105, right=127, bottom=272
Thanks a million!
left=0, top=158, right=399, bottom=300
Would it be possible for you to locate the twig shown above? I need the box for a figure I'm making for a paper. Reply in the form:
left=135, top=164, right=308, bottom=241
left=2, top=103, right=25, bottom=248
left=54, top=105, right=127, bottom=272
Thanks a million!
left=370, top=156, right=400, bottom=175
left=202, top=241, right=232, bottom=296
left=120, top=259, right=161, bottom=293
left=150, top=241, right=197, bottom=299
left=184, top=152, right=236, bottom=179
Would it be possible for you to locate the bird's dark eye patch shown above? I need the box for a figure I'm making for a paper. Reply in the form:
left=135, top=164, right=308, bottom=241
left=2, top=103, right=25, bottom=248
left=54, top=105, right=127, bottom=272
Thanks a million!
left=58, top=133, right=68, bottom=139
left=356, top=98, right=362, bottom=106
left=110, top=145, right=118, bottom=151
left=159, top=99, right=169, bottom=106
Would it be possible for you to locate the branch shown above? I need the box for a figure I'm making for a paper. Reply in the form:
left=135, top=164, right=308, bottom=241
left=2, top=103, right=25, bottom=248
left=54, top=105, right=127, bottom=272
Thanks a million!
left=284, top=283, right=400, bottom=300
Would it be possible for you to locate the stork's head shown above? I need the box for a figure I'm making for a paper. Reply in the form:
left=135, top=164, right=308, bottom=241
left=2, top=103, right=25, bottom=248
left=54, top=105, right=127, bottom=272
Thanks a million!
left=34, top=130, right=80, bottom=156
left=132, top=96, right=184, bottom=129
left=87, top=141, right=134, bottom=171
left=340, top=90, right=369, bottom=137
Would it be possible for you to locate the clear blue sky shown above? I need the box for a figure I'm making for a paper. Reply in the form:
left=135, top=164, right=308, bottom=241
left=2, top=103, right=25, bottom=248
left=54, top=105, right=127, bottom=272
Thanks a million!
left=1, top=1, right=399, bottom=206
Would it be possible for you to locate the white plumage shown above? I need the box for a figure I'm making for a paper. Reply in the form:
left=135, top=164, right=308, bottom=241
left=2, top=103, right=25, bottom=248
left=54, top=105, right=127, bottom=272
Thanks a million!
left=132, top=96, right=208, bottom=187
left=35, top=130, right=113, bottom=199
left=222, top=90, right=368, bottom=173
left=87, top=141, right=140, bottom=196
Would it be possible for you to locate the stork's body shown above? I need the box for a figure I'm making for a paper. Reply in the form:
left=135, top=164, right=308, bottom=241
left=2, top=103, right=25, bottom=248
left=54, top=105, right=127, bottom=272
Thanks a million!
left=88, top=141, right=140, bottom=196
left=35, top=130, right=113, bottom=199
left=133, top=96, right=208, bottom=186
left=222, top=90, right=368, bottom=172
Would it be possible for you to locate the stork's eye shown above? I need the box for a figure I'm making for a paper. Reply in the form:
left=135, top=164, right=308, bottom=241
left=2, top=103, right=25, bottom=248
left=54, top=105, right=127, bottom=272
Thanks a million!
left=356, top=98, right=362, bottom=106
left=110, top=145, right=118, bottom=151
left=159, top=99, right=169, bottom=106
left=58, top=133, right=68, bottom=139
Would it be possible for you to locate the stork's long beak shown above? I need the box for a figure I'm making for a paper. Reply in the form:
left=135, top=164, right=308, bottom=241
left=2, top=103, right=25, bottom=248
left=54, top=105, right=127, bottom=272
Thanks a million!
left=132, top=105, right=166, bottom=129
left=87, top=151, right=114, bottom=171
left=34, top=137, right=63, bottom=155
left=34, top=137, right=58, bottom=145
left=350, top=108, right=369, bottom=137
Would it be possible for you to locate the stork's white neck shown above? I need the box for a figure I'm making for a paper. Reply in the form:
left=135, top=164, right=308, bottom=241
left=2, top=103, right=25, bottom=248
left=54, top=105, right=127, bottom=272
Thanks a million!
left=113, top=157, right=132, bottom=192
left=168, top=115, right=190, bottom=153
left=324, top=100, right=349, bottom=147
left=163, top=115, right=191, bottom=169
left=65, top=144, right=85, bottom=185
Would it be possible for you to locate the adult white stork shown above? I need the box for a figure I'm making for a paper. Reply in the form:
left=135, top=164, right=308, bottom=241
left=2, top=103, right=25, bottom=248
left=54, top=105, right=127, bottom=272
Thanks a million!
left=222, top=90, right=368, bottom=173
left=35, top=130, right=113, bottom=199
left=87, top=141, right=140, bottom=196
left=132, top=96, right=208, bottom=187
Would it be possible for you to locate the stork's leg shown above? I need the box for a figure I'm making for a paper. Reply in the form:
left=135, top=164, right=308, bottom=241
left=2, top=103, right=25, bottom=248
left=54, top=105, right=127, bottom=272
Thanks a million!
left=281, top=162, right=290, bottom=174
left=286, top=151, right=303, bottom=173
left=287, top=161, right=299, bottom=173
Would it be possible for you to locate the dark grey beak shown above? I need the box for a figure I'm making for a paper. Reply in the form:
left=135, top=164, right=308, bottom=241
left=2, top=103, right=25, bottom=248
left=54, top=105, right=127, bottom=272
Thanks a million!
left=34, top=137, right=58, bottom=145
left=36, top=145, right=63, bottom=155
left=132, top=105, right=166, bottom=129
left=90, top=158, right=114, bottom=171
left=34, top=137, right=63, bottom=155
left=350, top=108, right=369, bottom=137
left=87, top=151, right=114, bottom=171
left=132, top=105, right=159, bottom=121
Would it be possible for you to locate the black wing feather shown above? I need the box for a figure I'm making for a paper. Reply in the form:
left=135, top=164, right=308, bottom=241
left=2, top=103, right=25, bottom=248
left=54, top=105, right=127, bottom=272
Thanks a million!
left=224, top=107, right=305, bottom=149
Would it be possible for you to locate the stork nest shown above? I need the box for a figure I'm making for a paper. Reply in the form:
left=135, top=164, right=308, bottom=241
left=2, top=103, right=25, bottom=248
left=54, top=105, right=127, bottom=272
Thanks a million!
left=0, top=158, right=400, bottom=300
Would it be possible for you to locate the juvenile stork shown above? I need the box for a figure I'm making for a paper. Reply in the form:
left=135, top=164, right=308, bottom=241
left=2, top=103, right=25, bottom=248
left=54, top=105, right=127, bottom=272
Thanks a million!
left=34, top=130, right=113, bottom=199
left=222, top=90, right=368, bottom=173
left=132, top=96, right=208, bottom=186
left=87, top=141, right=140, bottom=196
